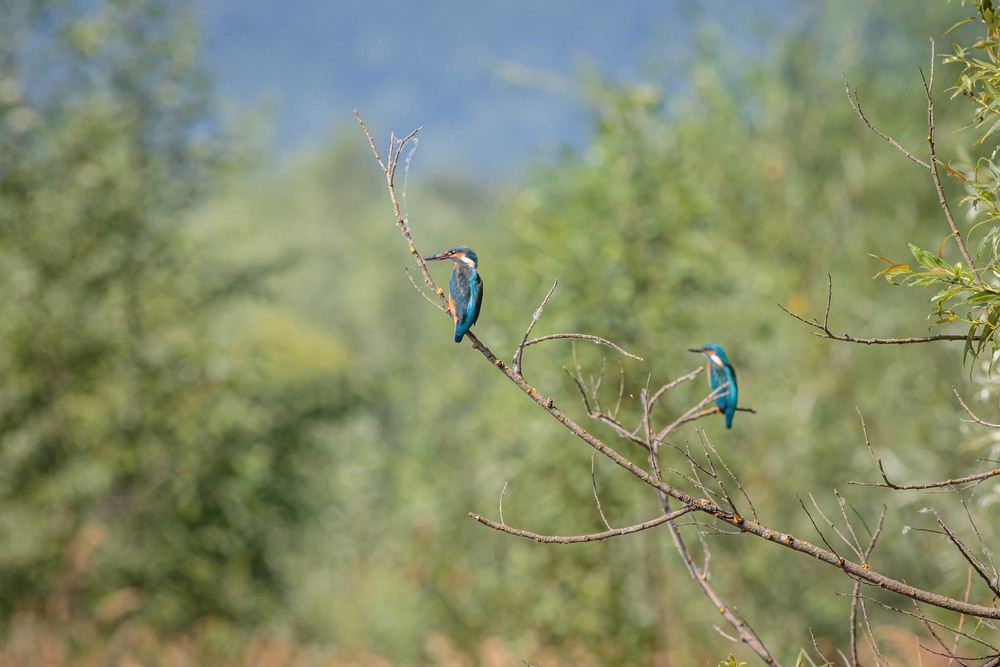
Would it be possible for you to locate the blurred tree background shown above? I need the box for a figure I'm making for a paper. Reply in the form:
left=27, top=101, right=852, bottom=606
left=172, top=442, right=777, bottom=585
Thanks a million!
left=1, top=0, right=998, bottom=665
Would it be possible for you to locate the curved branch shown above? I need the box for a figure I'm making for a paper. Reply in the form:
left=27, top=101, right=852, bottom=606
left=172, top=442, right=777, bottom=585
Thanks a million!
left=954, top=386, right=1000, bottom=429
left=842, top=69, right=931, bottom=171
left=850, top=409, right=1000, bottom=489
left=525, top=332, right=642, bottom=360
left=468, top=506, right=694, bottom=543
left=780, top=274, right=975, bottom=345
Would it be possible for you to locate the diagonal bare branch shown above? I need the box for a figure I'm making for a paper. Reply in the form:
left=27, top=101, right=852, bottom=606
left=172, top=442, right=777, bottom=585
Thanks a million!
left=841, top=69, right=931, bottom=170
left=954, top=386, right=1000, bottom=429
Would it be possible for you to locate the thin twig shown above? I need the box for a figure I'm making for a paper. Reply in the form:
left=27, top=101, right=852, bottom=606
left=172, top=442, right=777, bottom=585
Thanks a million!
left=922, top=40, right=985, bottom=289
left=806, top=492, right=862, bottom=561
left=841, top=69, right=932, bottom=170
left=469, top=506, right=694, bottom=543
left=850, top=505, right=886, bottom=667
left=852, top=594, right=999, bottom=652
left=702, top=430, right=758, bottom=522
left=798, top=495, right=843, bottom=561
left=949, top=565, right=974, bottom=667
left=647, top=366, right=703, bottom=409
left=513, top=280, right=558, bottom=377
left=591, top=452, right=613, bottom=531
left=695, top=431, right=739, bottom=516
left=405, top=267, right=442, bottom=308
left=932, top=508, right=1000, bottom=598
left=525, top=332, right=642, bottom=360
left=644, top=416, right=780, bottom=665
left=954, top=386, right=1000, bottom=429
left=780, top=274, right=978, bottom=346
left=849, top=408, right=1000, bottom=489
left=499, top=481, right=509, bottom=526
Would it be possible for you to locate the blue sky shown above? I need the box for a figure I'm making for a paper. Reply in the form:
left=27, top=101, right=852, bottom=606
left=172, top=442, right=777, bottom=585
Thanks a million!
left=196, top=1, right=799, bottom=175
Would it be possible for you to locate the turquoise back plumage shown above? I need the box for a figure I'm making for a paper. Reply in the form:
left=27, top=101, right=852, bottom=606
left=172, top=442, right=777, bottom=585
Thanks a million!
left=692, top=343, right=738, bottom=429
left=449, top=261, right=483, bottom=342
left=425, top=245, right=483, bottom=343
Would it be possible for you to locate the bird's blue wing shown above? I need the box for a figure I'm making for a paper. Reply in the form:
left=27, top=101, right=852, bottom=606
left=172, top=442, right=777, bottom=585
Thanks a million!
left=470, top=273, right=483, bottom=327
left=451, top=268, right=482, bottom=342
left=722, top=364, right=738, bottom=428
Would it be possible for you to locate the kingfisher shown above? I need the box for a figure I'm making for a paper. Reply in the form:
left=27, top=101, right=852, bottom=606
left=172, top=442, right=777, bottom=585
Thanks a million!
left=425, top=245, right=483, bottom=343
left=689, top=343, right=738, bottom=429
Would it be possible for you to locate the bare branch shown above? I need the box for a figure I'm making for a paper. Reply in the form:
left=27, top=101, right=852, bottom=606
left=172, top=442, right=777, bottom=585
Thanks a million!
left=646, top=444, right=781, bottom=666
left=468, top=507, right=694, bottom=543
left=854, top=594, right=999, bottom=653
left=654, top=386, right=725, bottom=442
left=807, top=492, right=865, bottom=562
left=850, top=505, right=886, bottom=667
left=809, top=629, right=844, bottom=667
left=355, top=112, right=445, bottom=303
left=591, top=452, right=613, bottom=531
left=513, top=280, right=559, bottom=377
left=857, top=596, right=890, bottom=667
left=780, top=278, right=970, bottom=346
left=525, top=332, right=642, bottom=360
left=849, top=408, right=1000, bottom=490
left=647, top=366, right=703, bottom=409
left=841, top=69, right=931, bottom=170
left=932, top=508, right=1000, bottom=598
left=362, top=113, right=1000, bottom=637
left=835, top=491, right=868, bottom=562
left=694, top=431, right=741, bottom=516
left=404, top=267, right=443, bottom=308
left=702, top=430, right=759, bottom=522
left=499, top=481, right=509, bottom=526
left=954, top=386, right=1000, bottom=429
left=798, top=495, right=844, bottom=561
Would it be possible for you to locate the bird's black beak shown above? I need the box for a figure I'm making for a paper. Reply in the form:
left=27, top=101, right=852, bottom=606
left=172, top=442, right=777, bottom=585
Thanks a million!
left=425, top=252, right=451, bottom=262
left=688, top=347, right=704, bottom=354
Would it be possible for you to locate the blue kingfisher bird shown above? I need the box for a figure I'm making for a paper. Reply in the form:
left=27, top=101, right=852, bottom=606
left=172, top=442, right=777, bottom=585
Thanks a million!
left=425, top=245, right=483, bottom=343
left=689, top=343, right=738, bottom=429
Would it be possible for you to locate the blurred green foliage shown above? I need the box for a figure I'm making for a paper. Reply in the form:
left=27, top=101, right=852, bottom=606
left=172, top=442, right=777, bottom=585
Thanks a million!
left=869, top=0, right=1000, bottom=365
left=2, top=0, right=999, bottom=665
left=0, top=0, right=357, bottom=636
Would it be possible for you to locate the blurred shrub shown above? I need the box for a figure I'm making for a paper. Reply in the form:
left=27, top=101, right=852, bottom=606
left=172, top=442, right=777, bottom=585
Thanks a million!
left=0, top=0, right=357, bottom=634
